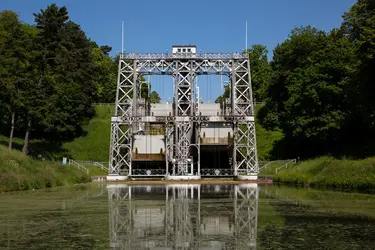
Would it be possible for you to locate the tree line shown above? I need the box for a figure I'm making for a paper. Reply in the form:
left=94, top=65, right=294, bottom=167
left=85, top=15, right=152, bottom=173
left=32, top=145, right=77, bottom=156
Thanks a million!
left=215, top=0, right=374, bottom=159
left=0, top=4, right=161, bottom=155
left=0, top=4, right=118, bottom=154
left=254, top=0, right=375, bottom=159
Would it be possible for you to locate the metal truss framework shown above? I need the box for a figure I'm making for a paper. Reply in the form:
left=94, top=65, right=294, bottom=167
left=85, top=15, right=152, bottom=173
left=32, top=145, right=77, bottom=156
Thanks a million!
left=234, top=185, right=259, bottom=249
left=108, top=52, right=259, bottom=176
left=108, top=185, right=132, bottom=249
left=107, top=184, right=259, bottom=249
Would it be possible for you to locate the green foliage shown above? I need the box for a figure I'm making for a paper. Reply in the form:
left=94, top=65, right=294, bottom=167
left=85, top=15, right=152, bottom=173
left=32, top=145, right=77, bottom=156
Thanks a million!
left=258, top=1, right=375, bottom=159
left=339, top=0, right=375, bottom=154
left=261, top=26, right=357, bottom=158
left=255, top=105, right=283, bottom=161
left=0, top=5, right=111, bottom=154
left=91, top=44, right=117, bottom=103
left=149, top=90, right=161, bottom=104
left=32, top=6, right=96, bottom=141
left=215, top=84, right=230, bottom=103
left=0, top=145, right=90, bottom=192
left=0, top=11, right=26, bottom=111
left=274, top=157, right=375, bottom=190
left=216, top=44, right=271, bottom=103
left=245, top=44, right=272, bottom=101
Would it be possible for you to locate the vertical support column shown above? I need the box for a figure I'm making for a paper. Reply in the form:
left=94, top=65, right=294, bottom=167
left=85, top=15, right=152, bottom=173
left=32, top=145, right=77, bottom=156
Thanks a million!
left=165, top=185, right=199, bottom=248
left=234, top=184, right=259, bottom=249
left=231, top=57, right=258, bottom=179
left=165, top=125, right=174, bottom=176
left=231, top=60, right=238, bottom=176
left=108, top=123, right=132, bottom=176
left=108, top=185, right=132, bottom=249
left=108, top=58, right=135, bottom=179
left=233, top=123, right=238, bottom=176
left=197, top=124, right=201, bottom=176
left=170, top=60, right=197, bottom=178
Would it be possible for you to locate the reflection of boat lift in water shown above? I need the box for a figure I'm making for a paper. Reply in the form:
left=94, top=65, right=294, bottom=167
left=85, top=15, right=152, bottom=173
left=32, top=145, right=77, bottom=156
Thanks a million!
left=107, top=184, right=258, bottom=249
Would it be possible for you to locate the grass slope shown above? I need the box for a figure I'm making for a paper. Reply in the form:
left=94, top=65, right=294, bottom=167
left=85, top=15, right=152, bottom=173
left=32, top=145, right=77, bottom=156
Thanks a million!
left=0, top=105, right=113, bottom=162
left=0, top=145, right=90, bottom=192
left=274, top=157, right=375, bottom=190
left=63, top=105, right=112, bottom=162
left=254, top=105, right=284, bottom=161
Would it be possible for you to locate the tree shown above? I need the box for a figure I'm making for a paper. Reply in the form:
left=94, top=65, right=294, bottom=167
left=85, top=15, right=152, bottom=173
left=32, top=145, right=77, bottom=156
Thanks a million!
left=215, top=44, right=271, bottom=104
left=215, top=84, right=230, bottom=103
left=261, top=26, right=356, bottom=158
left=100, top=45, right=112, bottom=55
left=91, top=44, right=117, bottom=103
left=342, top=0, right=375, bottom=144
left=245, top=44, right=272, bottom=102
left=149, top=91, right=161, bottom=104
left=0, top=11, right=32, bottom=150
left=16, top=4, right=97, bottom=154
left=43, top=20, right=96, bottom=140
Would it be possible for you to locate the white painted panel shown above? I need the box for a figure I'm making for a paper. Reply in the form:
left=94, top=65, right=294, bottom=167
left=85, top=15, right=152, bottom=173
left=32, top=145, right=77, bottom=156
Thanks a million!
left=133, top=135, right=165, bottom=154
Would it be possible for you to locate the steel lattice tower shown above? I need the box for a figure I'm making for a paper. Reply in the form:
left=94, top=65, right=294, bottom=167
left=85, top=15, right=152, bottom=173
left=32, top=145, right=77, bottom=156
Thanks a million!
left=108, top=50, right=258, bottom=180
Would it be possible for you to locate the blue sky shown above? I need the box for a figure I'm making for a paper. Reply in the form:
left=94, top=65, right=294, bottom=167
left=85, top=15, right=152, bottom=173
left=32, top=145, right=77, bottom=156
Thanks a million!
left=1, top=0, right=356, bottom=102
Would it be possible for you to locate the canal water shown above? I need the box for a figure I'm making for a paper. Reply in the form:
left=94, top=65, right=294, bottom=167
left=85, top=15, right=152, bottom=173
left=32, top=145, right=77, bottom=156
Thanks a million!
left=1, top=184, right=375, bottom=249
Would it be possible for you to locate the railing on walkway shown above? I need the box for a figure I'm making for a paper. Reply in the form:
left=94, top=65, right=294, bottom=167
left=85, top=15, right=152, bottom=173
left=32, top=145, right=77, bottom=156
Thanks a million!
left=68, top=159, right=89, bottom=174
left=258, top=159, right=297, bottom=174
left=258, top=161, right=276, bottom=172
left=275, top=159, right=297, bottom=174
left=92, top=103, right=115, bottom=106
left=259, top=160, right=287, bottom=172
left=93, top=162, right=108, bottom=171
left=71, top=160, right=109, bottom=171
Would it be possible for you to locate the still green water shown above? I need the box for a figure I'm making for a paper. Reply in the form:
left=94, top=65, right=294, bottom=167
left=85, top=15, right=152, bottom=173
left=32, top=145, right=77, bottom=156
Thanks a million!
left=1, top=184, right=375, bottom=249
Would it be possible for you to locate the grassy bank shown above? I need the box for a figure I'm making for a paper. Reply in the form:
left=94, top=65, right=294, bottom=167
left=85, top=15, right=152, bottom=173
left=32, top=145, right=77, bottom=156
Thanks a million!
left=0, top=145, right=91, bottom=192
left=274, top=157, right=375, bottom=190
left=63, top=105, right=112, bottom=162
left=0, top=105, right=113, bottom=162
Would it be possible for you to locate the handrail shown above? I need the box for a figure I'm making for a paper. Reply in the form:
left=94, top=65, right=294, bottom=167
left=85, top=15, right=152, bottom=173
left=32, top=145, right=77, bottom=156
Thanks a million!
left=93, top=102, right=266, bottom=106
left=93, top=162, right=108, bottom=171
left=92, top=103, right=115, bottom=106
left=68, top=159, right=89, bottom=174
left=259, top=161, right=276, bottom=172
left=275, top=159, right=297, bottom=174
left=125, top=52, right=247, bottom=60
left=71, top=160, right=109, bottom=171
left=259, top=159, right=292, bottom=172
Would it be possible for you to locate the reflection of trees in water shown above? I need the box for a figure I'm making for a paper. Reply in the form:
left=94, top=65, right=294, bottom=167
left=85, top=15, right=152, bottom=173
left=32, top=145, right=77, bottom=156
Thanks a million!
left=108, top=184, right=259, bottom=249
left=259, top=201, right=375, bottom=250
